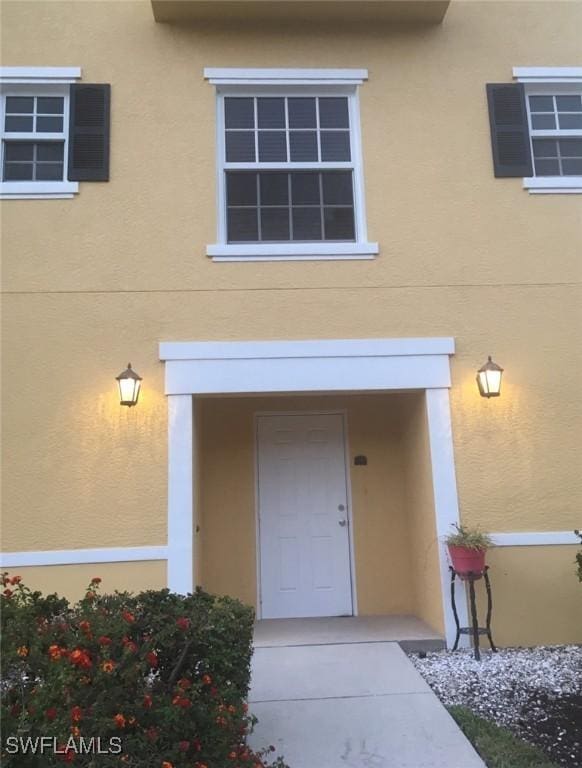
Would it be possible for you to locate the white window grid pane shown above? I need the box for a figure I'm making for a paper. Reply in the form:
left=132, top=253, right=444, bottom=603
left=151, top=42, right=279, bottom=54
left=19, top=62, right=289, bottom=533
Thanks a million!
left=532, top=138, right=582, bottom=176
left=4, top=96, right=65, bottom=135
left=526, top=90, right=582, bottom=178
left=226, top=170, right=355, bottom=243
left=224, top=95, right=352, bottom=165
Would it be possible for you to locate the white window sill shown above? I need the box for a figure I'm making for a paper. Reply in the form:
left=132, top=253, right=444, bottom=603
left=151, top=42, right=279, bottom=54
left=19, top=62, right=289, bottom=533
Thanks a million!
left=207, top=242, right=379, bottom=261
left=0, top=181, right=79, bottom=199
left=523, top=177, right=582, bottom=194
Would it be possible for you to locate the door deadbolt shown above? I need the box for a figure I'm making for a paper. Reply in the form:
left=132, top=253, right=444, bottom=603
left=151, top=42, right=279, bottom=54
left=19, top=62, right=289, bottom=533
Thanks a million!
left=338, top=504, right=345, bottom=511
left=339, top=519, right=347, bottom=527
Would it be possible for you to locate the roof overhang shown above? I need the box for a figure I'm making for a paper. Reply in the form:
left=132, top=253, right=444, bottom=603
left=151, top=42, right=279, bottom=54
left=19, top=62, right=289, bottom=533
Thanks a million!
left=151, top=0, right=451, bottom=25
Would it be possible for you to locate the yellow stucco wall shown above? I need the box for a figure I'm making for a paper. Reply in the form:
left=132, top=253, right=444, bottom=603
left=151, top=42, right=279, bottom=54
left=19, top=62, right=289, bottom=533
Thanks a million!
left=3, top=561, right=167, bottom=603
left=198, top=394, right=417, bottom=615
left=2, top=1, right=581, bottom=644
left=401, top=394, right=445, bottom=635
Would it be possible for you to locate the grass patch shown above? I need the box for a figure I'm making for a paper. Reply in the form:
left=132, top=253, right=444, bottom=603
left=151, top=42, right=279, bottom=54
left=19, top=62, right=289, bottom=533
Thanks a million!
left=448, top=705, right=559, bottom=768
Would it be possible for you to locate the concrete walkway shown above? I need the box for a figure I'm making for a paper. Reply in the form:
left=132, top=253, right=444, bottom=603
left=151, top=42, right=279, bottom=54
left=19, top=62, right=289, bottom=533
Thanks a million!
left=248, top=640, right=485, bottom=768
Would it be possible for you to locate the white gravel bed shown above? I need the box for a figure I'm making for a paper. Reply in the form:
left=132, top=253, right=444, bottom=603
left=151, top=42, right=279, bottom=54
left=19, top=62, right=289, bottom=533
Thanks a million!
left=410, top=645, right=582, bottom=766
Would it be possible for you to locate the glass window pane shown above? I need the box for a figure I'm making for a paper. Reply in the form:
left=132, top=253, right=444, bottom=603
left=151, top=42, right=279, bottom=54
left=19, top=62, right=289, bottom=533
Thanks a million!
left=225, top=98, right=254, bottom=129
left=562, top=158, right=582, bottom=175
left=289, top=131, right=318, bottom=162
left=36, top=163, right=63, bottom=181
left=227, top=208, right=258, bottom=242
left=319, top=97, right=349, bottom=128
left=533, top=158, right=560, bottom=176
left=291, top=172, right=320, bottom=205
left=5, top=96, right=34, bottom=113
left=36, top=142, right=64, bottom=162
left=322, top=172, right=353, bottom=206
left=324, top=207, right=355, bottom=240
left=321, top=131, right=351, bottom=161
left=532, top=139, right=558, bottom=158
left=226, top=172, right=257, bottom=206
left=4, top=142, right=34, bottom=161
left=37, top=97, right=64, bottom=114
left=3, top=163, right=33, bottom=181
left=558, top=114, right=582, bottom=129
left=225, top=131, right=255, bottom=162
left=288, top=98, right=316, bottom=128
left=260, top=173, right=288, bottom=206
left=5, top=115, right=33, bottom=132
left=556, top=95, right=582, bottom=112
left=258, top=131, right=287, bottom=162
left=257, top=98, right=285, bottom=129
left=559, top=139, right=582, bottom=157
left=528, top=95, right=554, bottom=112
left=292, top=207, right=322, bottom=240
left=531, top=114, right=556, bottom=130
left=36, top=116, right=64, bottom=132
left=261, top=208, right=290, bottom=240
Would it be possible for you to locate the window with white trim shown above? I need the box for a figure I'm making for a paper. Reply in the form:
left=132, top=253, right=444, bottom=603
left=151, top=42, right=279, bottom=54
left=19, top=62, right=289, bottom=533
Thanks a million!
left=2, top=92, right=69, bottom=182
left=205, top=69, right=378, bottom=260
left=526, top=91, right=582, bottom=177
left=512, top=67, right=582, bottom=194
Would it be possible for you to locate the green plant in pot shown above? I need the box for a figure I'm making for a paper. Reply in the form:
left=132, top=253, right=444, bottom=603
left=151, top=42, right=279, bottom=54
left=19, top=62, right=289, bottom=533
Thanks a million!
left=445, top=523, right=494, bottom=579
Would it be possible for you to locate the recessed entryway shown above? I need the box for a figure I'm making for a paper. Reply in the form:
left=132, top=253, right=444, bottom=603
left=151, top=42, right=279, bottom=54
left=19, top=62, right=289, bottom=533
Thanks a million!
left=257, top=413, right=353, bottom=619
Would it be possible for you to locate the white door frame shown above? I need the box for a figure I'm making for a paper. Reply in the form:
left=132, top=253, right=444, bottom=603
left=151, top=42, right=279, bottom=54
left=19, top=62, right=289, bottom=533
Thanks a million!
left=159, top=337, right=469, bottom=647
left=254, top=409, right=357, bottom=620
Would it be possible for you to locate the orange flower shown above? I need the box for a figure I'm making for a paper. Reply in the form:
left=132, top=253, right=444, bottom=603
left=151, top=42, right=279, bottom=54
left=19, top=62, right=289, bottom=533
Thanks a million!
left=194, top=763, right=209, bottom=768
left=3, top=589, right=13, bottom=598
left=71, top=706, right=83, bottom=722
left=70, top=649, right=92, bottom=669
left=228, top=751, right=237, bottom=760
left=85, top=592, right=95, bottom=601
left=146, top=651, right=158, bottom=668
left=48, top=644, right=63, bottom=661
left=128, top=716, right=137, bottom=726
left=46, top=707, right=58, bottom=721
left=90, top=577, right=101, bottom=584
left=228, top=704, right=236, bottom=714
left=177, top=677, right=191, bottom=690
left=101, top=660, right=116, bottom=674
left=122, top=611, right=135, bottom=623
left=172, top=695, right=190, bottom=708
left=113, top=713, right=126, bottom=729
left=162, top=762, right=173, bottom=768
left=201, top=674, right=212, bottom=686
left=98, top=636, right=112, bottom=646
left=176, top=617, right=190, bottom=630
left=17, top=646, right=29, bottom=657
left=143, top=694, right=153, bottom=709
left=79, top=620, right=91, bottom=633
left=10, top=575, right=22, bottom=585
left=71, top=726, right=81, bottom=737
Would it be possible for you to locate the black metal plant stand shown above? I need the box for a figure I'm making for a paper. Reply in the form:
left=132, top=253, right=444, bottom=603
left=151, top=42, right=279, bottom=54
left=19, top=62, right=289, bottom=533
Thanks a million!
left=449, top=565, right=497, bottom=661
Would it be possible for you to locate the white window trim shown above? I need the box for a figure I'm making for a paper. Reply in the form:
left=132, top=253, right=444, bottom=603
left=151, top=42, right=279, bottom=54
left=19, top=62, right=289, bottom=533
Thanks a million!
left=513, top=68, right=582, bottom=194
left=0, top=67, right=81, bottom=199
left=205, top=68, right=377, bottom=261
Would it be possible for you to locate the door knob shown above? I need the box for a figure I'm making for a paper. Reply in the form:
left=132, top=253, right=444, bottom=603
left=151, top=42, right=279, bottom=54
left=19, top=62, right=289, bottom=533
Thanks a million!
left=339, top=519, right=347, bottom=527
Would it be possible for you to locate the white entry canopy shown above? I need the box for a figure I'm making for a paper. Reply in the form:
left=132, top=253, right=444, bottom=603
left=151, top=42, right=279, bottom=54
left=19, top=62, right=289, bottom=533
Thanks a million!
left=159, top=337, right=455, bottom=395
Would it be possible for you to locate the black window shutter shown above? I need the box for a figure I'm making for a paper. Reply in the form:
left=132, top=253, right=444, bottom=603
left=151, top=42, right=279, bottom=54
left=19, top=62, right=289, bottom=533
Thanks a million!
left=486, top=83, right=532, bottom=178
left=68, top=84, right=110, bottom=181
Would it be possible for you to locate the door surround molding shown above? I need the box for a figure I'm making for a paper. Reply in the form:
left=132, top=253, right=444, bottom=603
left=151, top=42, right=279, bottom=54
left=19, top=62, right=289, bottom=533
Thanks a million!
left=159, top=337, right=468, bottom=647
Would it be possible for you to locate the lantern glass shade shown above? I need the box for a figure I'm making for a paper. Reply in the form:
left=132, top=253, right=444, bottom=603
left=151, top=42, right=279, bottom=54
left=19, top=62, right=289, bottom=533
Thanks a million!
left=476, top=356, right=503, bottom=398
left=116, top=363, right=142, bottom=406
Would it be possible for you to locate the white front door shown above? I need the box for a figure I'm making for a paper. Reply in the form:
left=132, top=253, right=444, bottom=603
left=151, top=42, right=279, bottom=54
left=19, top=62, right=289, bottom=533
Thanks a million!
left=257, top=413, right=353, bottom=619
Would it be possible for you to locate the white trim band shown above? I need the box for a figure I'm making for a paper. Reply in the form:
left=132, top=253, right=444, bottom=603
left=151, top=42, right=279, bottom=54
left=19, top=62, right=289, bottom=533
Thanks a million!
left=208, top=242, right=379, bottom=260
left=491, top=531, right=580, bottom=547
left=204, top=68, right=368, bottom=86
left=0, top=67, right=81, bottom=84
left=0, top=546, right=168, bottom=568
left=513, top=67, right=582, bottom=83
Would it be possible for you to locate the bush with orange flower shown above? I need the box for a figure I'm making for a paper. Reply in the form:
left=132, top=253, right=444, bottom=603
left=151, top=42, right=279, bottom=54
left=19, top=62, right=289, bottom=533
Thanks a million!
left=1, top=573, right=287, bottom=768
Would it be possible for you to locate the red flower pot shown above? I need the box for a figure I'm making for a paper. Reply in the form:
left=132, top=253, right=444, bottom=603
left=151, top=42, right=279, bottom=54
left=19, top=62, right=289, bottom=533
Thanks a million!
left=448, top=545, right=487, bottom=579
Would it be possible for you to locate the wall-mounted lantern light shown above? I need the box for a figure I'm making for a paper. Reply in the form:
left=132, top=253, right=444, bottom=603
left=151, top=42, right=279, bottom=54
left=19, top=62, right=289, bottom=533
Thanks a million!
left=476, top=356, right=503, bottom=398
left=116, top=363, right=142, bottom=406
